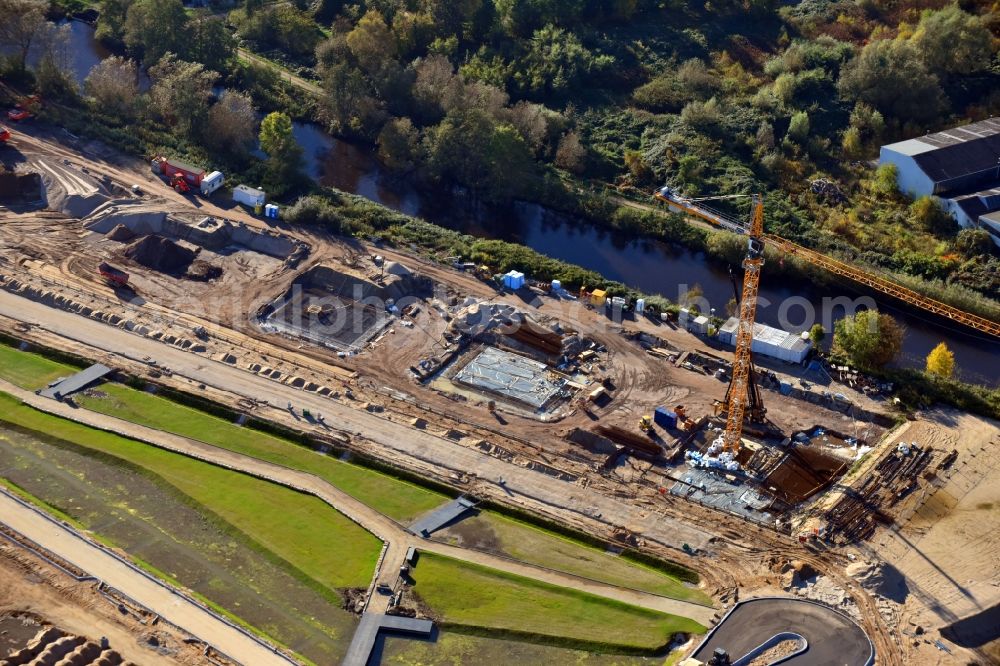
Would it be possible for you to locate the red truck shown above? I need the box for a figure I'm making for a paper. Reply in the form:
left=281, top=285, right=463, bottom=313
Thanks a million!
left=150, top=156, right=224, bottom=195
left=0, top=125, right=10, bottom=143
left=98, top=262, right=129, bottom=287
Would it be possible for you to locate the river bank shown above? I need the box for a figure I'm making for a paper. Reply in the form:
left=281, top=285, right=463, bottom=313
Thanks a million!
left=32, top=20, right=1000, bottom=386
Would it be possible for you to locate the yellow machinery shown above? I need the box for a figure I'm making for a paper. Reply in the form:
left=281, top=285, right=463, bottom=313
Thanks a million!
left=638, top=415, right=653, bottom=432
left=721, top=196, right=766, bottom=454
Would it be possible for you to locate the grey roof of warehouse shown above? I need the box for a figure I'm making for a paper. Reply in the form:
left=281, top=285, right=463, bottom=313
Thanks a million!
left=882, top=118, right=1000, bottom=186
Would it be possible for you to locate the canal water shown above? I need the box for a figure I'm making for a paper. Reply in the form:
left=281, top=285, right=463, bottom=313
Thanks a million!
left=61, top=21, right=1000, bottom=385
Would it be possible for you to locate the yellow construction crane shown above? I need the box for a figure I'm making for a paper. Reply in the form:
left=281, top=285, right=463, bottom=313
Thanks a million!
left=721, top=196, right=766, bottom=454
left=654, top=186, right=1000, bottom=339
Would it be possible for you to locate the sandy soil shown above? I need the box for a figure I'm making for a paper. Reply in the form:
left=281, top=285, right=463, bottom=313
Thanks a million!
left=864, top=409, right=1000, bottom=665
left=0, top=537, right=210, bottom=665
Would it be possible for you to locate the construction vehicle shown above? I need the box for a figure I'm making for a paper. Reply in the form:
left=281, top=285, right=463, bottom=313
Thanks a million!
left=151, top=157, right=224, bottom=196
left=654, top=185, right=1000, bottom=339
left=6, top=96, right=40, bottom=123
left=638, top=415, right=653, bottom=432
left=98, top=262, right=129, bottom=288
left=674, top=404, right=696, bottom=431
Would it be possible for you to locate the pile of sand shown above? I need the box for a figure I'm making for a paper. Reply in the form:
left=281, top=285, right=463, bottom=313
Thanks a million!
left=123, top=234, right=197, bottom=273
left=187, top=260, right=223, bottom=281
left=846, top=560, right=908, bottom=602
left=105, top=224, right=136, bottom=242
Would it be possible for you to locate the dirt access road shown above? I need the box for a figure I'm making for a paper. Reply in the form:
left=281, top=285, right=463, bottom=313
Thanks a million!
left=0, top=488, right=295, bottom=666
left=0, top=288, right=716, bottom=552
left=0, top=539, right=208, bottom=665
left=0, top=378, right=717, bottom=625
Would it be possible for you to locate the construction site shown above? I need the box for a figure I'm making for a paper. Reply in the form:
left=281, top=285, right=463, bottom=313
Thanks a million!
left=1, top=123, right=999, bottom=666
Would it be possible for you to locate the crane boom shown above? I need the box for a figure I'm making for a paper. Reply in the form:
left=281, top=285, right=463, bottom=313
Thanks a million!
left=653, top=186, right=1000, bottom=339
left=722, top=196, right=765, bottom=454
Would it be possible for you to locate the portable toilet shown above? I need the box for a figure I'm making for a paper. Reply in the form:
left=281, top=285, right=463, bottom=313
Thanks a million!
left=636, top=298, right=645, bottom=314
left=503, top=270, right=525, bottom=289
left=551, top=279, right=561, bottom=292
left=653, top=407, right=677, bottom=429
left=265, top=203, right=279, bottom=219
left=590, top=288, right=607, bottom=307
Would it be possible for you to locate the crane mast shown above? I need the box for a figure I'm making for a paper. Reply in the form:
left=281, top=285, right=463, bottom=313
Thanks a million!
left=722, top=196, right=765, bottom=454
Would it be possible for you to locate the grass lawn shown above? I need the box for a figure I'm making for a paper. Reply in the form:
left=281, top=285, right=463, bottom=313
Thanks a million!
left=409, top=552, right=706, bottom=651
left=0, top=343, right=445, bottom=522
left=449, top=512, right=710, bottom=605
left=0, top=344, right=79, bottom=390
left=75, top=383, right=446, bottom=522
left=0, top=391, right=381, bottom=591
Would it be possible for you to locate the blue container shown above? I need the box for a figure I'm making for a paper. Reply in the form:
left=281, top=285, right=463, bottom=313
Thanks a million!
left=264, top=203, right=279, bottom=219
left=779, top=381, right=792, bottom=395
left=653, top=407, right=677, bottom=429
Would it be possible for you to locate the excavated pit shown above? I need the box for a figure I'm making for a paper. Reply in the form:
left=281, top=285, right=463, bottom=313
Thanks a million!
left=121, top=234, right=198, bottom=274
left=86, top=203, right=304, bottom=260
left=259, top=263, right=429, bottom=351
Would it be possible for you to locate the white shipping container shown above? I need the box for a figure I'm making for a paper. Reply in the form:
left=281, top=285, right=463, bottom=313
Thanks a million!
left=233, top=184, right=266, bottom=208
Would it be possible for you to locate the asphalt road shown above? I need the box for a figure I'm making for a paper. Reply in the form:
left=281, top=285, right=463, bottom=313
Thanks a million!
left=0, top=488, right=295, bottom=666
left=691, top=597, right=874, bottom=665
left=0, top=289, right=715, bottom=552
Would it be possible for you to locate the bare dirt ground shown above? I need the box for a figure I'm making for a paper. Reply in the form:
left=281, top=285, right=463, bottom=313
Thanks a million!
left=3, top=122, right=988, bottom=666
left=861, top=409, right=1000, bottom=665
left=0, top=537, right=210, bottom=665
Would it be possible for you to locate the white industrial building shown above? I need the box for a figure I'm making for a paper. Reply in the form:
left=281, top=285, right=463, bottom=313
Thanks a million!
left=879, top=118, right=1000, bottom=246
left=717, top=318, right=812, bottom=364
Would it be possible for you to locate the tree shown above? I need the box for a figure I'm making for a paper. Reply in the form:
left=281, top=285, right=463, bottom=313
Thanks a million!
left=95, top=0, right=133, bottom=48
left=259, top=111, right=304, bottom=191
left=0, top=0, right=48, bottom=72
left=85, top=56, right=140, bottom=118
left=148, top=54, right=218, bottom=136
left=189, top=18, right=235, bottom=73
left=124, top=0, right=189, bottom=67
left=377, top=117, right=421, bottom=172
left=787, top=111, right=810, bottom=143
left=833, top=310, right=904, bottom=369
left=911, top=7, right=992, bottom=76
left=838, top=40, right=945, bottom=123
left=871, top=163, right=899, bottom=197
left=925, top=342, right=955, bottom=379
left=425, top=109, right=534, bottom=200
left=555, top=130, right=587, bottom=174
left=33, top=22, right=77, bottom=101
left=512, top=25, right=614, bottom=99
left=841, top=126, right=862, bottom=159
left=809, top=323, right=826, bottom=347
left=207, top=91, right=257, bottom=154
left=910, top=196, right=951, bottom=234
left=955, top=228, right=992, bottom=257
left=346, top=10, right=396, bottom=76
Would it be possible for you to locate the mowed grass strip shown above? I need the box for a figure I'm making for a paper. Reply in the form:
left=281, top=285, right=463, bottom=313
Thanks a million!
left=0, top=344, right=445, bottom=522
left=0, top=391, right=381, bottom=591
left=410, top=552, right=706, bottom=651
left=0, top=344, right=78, bottom=390
left=470, top=513, right=709, bottom=604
